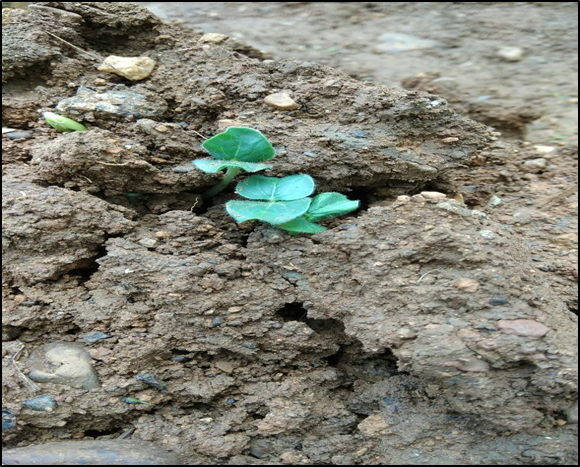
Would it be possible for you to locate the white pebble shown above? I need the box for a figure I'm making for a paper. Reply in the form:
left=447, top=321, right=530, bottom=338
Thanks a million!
left=98, top=56, right=156, bottom=81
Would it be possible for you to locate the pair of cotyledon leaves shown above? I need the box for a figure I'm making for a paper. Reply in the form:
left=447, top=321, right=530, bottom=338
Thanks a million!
left=193, top=127, right=359, bottom=233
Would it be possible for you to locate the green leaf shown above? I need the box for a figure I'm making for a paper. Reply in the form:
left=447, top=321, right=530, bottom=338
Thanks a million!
left=235, top=174, right=315, bottom=201
left=193, top=159, right=272, bottom=173
left=43, top=112, right=87, bottom=132
left=202, top=127, right=275, bottom=162
left=305, top=192, right=360, bottom=221
left=226, top=199, right=311, bottom=225
left=278, top=217, right=326, bottom=233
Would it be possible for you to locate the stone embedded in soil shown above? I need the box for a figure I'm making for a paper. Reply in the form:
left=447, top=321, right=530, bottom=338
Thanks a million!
left=263, top=92, right=300, bottom=110
left=5, top=130, right=32, bottom=140
left=97, top=55, right=156, bottom=81
left=26, top=343, right=100, bottom=389
left=522, top=157, right=548, bottom=172
left=82, top=332, right=112, bottom=344
left=453, top=278, right=480, bottom=293
left=420, top=191, right=447, bottom=199
left=199, top=33, right=229, bottom=44
left=22, top=395, right=57, bottom=412
left=496, top=46, right=525, bottom=62
left=56, top=87, right=167, bottom=119
left=0, top=440, right=183, bottom=465
left=497, top=319, right=551, bottom=337
left=2, top=410, right=17, bottom=433
left=357, top=413, right=390, bottom=437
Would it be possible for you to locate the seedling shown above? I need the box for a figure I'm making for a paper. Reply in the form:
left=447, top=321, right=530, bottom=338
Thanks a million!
left=43, top=112, right=87, bottom=132
left=226, top=174, right=359, bottom=233
left=193, top=127, right=275, bottom=199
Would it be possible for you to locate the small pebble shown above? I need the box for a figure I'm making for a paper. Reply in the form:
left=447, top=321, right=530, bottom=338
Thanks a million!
left=522, top=158, right=548, bottom=172
left=453, top=278, right=480, bottom=293
left=83, top=332, right=111, bottom=344
left=264, top=93, right=300, bottom=110
left=6, top=131, right=32, bottom=140
left=97, top=55, right=156, bottom=81
left=534, top=145, right=556, bottom=154
left=135, top=373, right=167, bottom=392
left=497, top=319, right=551, bottom=337
left=553, top=233, right=578, bottom=245
left=420, top=191, right=447, bottom=200
left=199, top=33, right=229, bottom=44
left=249, top=447, right=268, bottom=459
left=210, top=317, right=224, bottom=327
left=2, top=410, right=17, bottom=433
left=489, top=297, right=508, bottom=306
left=496, top=46, right=524, bottom=62
left=22, top=395, right=57, bottom=412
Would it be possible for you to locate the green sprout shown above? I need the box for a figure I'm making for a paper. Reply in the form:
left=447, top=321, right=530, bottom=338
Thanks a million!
left=226, top=174, right=359, bottom=234
left=42, top=112, right=87, bottom=132
left=194, top=127, right=275, bottom=199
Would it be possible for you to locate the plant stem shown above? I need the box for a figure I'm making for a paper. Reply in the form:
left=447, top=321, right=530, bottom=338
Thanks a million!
left=202, top=167, right=242, bottom=199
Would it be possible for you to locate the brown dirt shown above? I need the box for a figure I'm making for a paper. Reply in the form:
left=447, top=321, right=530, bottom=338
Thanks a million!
left=2, top=2, right=578, bottom=465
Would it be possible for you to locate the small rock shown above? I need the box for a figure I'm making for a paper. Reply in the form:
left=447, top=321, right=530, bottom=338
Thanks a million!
left=443, top=358, right=490, bottom=372
left=358, top=413, right=389, bottom=437
left=22, top=395, right=57, bottom=412
left=199, top=33, right=229, bottom=44
left=2, top=410, right=17, bottom=433
left=553, top=233, right=578, bottom=245
left=27, top=343, right=100, bottom=389
left=522, top=158, right=548, bottom=172
left=497, top=46, right=524, bottom=62
left=396, top=327, right=417, bottom=339
left=57, top=88, right=167, bottom=119
left=264, top=93, right=300, bottom=110
left=210, top=317, right=224, bottom=327
left=375, top=32, right=440, bottom=53
left=249, top=447, right=268, bottom=459
left=89, top=347, right=112, bottom=361
left=6, top=131, right=32, bottom=140
left=489, top=297, right=508, bottom=306
left=497, top=319, right=551, bottom=337
left=135, top=373, right=167, bottom=392
left=453, top=278, right=480, bottom=293
left=83, top=332, right=111, bottom=344
left=214, top=360, right=235, bottom=374
left=533, top=145, right=556, bottom=154
left=479, top=230, right=496, bottom=240
left=1, top=440, right=182, bottom=465
left=98, top=55, right=156, bottom=81
left=93, top=78, right=107, bottom=86
left=420, top=191, right=447, bottom=200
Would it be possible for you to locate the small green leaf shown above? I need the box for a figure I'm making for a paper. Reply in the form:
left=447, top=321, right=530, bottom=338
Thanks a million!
left=202, top=127, right=275, bottom=162
left=226, top=199, right=311, bottom=225
left=278, top=217, right=326, bottom=233
left=305, top=192, right=359, bottom=221
left=193, top=159, right=272, bottom=173
left=235, top=174, right=315, bottom=201
left=43, top=112, right=87, bottom=132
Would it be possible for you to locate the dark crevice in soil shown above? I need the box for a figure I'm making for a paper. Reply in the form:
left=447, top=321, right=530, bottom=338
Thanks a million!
left=83, top=427, right=125, bottom=438
left=276, top=302, right=308, bottom=322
